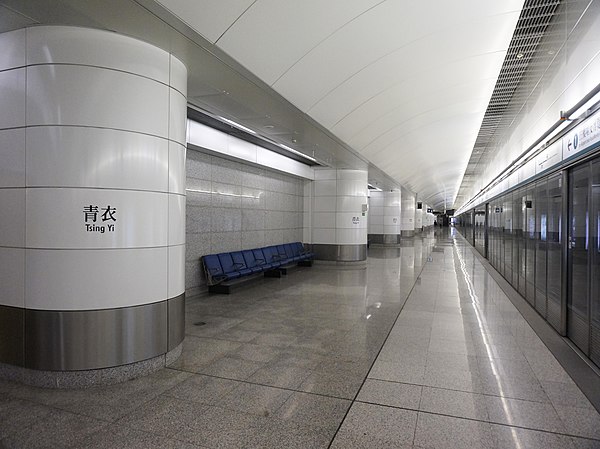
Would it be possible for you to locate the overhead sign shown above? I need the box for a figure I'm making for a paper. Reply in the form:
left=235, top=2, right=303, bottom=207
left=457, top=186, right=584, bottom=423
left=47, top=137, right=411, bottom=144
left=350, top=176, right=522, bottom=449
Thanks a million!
left=563, top=110, right=600, bottom=158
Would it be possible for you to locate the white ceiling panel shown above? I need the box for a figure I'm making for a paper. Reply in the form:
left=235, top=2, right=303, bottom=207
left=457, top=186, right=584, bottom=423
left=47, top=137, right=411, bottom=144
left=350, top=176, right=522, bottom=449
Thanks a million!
left=216, top=0, right=383, bottom=85
left=271, top=1, right=522, bottom=110
left=160, top=0, right=525, bottom=209
left=307, top=13, right=517, bottom=129
left=155, top=0, right=255, bottom=43
left=350, top=92, right=494, bottom=158
left=358, top=103, right=486, bottom=159
left=332, top=52, right=504, bottom=143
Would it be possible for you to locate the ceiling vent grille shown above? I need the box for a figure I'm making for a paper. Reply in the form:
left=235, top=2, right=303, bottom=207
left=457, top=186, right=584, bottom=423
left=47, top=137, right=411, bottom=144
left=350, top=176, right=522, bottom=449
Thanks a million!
left=454, top=0, right=561, bottom=207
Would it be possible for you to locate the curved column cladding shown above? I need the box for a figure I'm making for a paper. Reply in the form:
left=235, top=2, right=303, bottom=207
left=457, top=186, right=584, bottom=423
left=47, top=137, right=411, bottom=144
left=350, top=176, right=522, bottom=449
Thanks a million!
left=0, top=26, right=187, bottom=379
left=415, top=201, right=424, bottom=232
left=400, top=188, right=416, bottom=237
left=310, top=169, right=368, bottom=261
left=368, top=190, right=401, bottom=244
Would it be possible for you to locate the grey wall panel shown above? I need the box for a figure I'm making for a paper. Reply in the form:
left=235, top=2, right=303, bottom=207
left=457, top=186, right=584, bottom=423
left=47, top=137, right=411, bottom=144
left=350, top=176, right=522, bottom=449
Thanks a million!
left=185, top=151, right=304, bottom=292
left=24, top=301, right=168, bottom=371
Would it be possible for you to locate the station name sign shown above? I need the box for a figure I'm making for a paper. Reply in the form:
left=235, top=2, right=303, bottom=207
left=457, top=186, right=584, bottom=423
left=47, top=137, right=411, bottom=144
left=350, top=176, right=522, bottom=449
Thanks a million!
left=83, top=204, right=117, bottom=233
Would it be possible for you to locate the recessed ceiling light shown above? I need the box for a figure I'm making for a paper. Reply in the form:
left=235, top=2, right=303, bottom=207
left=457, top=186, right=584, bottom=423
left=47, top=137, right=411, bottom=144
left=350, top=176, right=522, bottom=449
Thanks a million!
left=279, top=144, right=317, bottom=163
left=516, top=52, right=524, bottom=59
left=264, top=125, right=274, bottom=129
left=218, top=116, right=256, bottom=134
left=547, top=49, right=555, bottom=55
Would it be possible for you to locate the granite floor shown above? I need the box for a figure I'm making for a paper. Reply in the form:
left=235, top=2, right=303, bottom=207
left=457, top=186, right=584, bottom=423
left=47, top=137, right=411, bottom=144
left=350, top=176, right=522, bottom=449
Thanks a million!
left=1, top=228, right=600, bottom=448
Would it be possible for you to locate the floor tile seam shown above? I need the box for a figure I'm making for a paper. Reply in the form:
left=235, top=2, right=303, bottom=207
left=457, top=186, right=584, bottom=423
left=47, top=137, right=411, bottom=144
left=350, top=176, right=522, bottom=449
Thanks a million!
left=454, top=262, right=595, bottom=428
left=326, top=238, right=437, bottom=449
left=93, top=421, right=214, bottom=449
left=163, top=366, right=357, bottom=403
left=354, top=400, right=600, bottom=442
left=365, top=375, right=556, bottom=405
left=114, top=413, right=211, bottom=445
left=174, top=351, right=375, bottom=377
left=448, top=245, right=543, bottom=382
left=2, top=392, right=119, bottom=428
left=411, top=404, right=420, bottom=446
left=454, top=232, right=600, bottom=414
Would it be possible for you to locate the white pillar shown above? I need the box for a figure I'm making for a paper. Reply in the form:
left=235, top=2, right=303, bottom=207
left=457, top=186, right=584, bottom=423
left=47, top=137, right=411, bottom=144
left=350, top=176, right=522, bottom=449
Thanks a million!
left=367, top=190, right=401, bottom=244
left=415, top=200, right=424, bottom=232
left=401, top=187, right=416, bottom=236
left=0, top=26, right=187, bottom=385
left=309, top=168, right=368, bottom=261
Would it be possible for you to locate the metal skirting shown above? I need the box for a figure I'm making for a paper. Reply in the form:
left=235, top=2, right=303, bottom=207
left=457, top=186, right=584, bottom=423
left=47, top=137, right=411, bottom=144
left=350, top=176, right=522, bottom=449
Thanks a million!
left=368, top=234, right=402, bottom=245
left=0, top=294, right=185, bottom=371
left=368, top=234, right=384, bottom=244
left=0, top=305, right=24, bottom=367
left=168, top=294, right=185, bottom=351
left=400, top=230, right=415, bottom=237
left=311, top=244, right=367, bottom=262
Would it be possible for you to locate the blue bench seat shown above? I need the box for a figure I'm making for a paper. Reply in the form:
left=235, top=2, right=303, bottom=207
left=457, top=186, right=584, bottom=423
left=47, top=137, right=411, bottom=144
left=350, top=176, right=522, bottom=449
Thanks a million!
left=201, top=241, right=313, bottom=293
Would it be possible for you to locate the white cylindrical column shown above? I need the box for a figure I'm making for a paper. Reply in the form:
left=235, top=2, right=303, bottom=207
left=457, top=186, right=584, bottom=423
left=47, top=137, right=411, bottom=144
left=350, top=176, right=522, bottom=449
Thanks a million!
left=415, top=200, right=424, bottom=232
left=423, top=204, right=436, bottom=228
left=309, top=168, right=368, bottom=261
left=0, top=26, right=187, bottom=384
left=367, top=190, right=402, bottom=244
left=401, top=187, right=416, bottom=237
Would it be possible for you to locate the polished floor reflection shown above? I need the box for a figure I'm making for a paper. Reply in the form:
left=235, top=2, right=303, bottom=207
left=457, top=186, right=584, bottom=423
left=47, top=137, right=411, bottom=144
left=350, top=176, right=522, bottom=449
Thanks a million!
left=1, top=229, right=599, bottom=448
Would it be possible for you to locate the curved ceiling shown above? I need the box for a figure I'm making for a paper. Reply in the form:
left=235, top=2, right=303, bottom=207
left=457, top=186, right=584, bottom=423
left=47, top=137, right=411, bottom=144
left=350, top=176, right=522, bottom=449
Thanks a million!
left=0, top=0, right=525, bottom=210
left=158, top=0, right=524, bottom=209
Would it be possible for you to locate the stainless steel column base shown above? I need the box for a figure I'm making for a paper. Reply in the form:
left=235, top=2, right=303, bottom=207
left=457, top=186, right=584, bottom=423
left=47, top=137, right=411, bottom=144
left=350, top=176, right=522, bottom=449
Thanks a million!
left=400, top=230, right=415, bottom=237
left=368, top=234, right=402, bottom=245
left=310, top=244, right=367, bottom=261
left=0, top=294, right=185, bottom=373
left=0, top=342, right=183, bottom=389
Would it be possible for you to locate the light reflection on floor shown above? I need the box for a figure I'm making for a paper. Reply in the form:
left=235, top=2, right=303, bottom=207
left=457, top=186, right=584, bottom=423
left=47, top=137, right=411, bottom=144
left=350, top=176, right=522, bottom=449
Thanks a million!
left=1, top=228, right=599, bottom=448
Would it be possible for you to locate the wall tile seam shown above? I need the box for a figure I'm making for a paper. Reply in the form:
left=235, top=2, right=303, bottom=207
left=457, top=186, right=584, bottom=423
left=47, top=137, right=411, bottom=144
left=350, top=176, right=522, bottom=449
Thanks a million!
left=11, top=186, right=186, bottom=197
left=194, top=181, right=303, bottom=192
left=9, top=62, right=186, bottom=96
left=13, top=245, right=180, bottom=250
left=2, top=123, right=184, bottom=146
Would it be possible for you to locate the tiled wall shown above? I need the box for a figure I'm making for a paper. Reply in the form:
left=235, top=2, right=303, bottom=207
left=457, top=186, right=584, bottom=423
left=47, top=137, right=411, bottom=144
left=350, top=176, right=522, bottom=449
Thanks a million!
left=186, top=150, right=304, bottom=293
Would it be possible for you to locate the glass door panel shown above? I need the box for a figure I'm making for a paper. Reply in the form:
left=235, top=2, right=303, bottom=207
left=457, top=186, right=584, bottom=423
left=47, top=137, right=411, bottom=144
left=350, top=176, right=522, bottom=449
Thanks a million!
left=504, top=194, right=513, bottom=284
left=474, top=206, right=486, bottom=256
left=568, top=164, right=590, bottom=354
left=526, top=184, right=536, bottom=305
left=535, top=179, right=548, bottom=318
left=547, top=175, right=562, bottom=332
left=514, top=189, right=526, bottom=297
left=590, top=160, right=600, bottom=366
left=491, top=200, right=500, bottom=269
